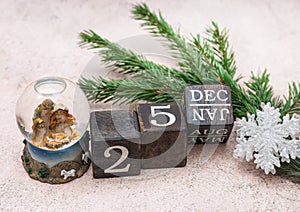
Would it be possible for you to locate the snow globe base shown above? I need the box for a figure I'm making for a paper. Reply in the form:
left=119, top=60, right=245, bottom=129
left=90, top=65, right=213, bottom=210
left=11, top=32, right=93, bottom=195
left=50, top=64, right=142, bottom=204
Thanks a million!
left=21, top=132, right=91, bottom=184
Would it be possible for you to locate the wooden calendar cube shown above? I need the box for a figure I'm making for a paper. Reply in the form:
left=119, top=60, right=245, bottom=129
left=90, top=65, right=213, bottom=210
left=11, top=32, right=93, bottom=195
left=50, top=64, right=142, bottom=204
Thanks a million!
left=90, top=111, right=141, bottom=178
left=184, top=84, right=234, bottom=144
left=136, top=103, right=187, bottom=169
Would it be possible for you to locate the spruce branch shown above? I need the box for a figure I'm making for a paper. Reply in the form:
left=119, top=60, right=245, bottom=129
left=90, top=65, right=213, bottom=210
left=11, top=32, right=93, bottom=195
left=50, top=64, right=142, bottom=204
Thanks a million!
left=214, top=66, right=256, bottom=118
left=281, top=82, right=300, bottom=116
left=78, top=76, right=122, bottom=103
left=132, top=3, right=218, bottom=84
left=245, top=70, right=282, bottom=110
left=204, top=22, right=237, bottom=77
left=79, top=68, right=186, bottom=104
left=79, top=30, right=183, bottom=77
left=276, top=159, right=300, bottom=182
left=79, top=30, right=205, bottom=84
left=192, top=22, right=240, bottom=81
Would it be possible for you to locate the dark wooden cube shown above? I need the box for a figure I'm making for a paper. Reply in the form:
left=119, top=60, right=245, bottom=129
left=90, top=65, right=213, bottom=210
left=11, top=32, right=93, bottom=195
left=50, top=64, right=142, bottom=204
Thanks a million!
left=184, top=84, right=234, bottom=144
left=90, top=111, right=141, bottom=178
left=136, top=103, right=187, bottom=169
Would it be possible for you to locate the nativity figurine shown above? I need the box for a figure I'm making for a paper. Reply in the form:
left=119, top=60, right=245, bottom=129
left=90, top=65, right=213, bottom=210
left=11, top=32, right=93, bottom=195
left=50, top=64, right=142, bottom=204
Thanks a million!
left=31, top=99, right=80, bottom=150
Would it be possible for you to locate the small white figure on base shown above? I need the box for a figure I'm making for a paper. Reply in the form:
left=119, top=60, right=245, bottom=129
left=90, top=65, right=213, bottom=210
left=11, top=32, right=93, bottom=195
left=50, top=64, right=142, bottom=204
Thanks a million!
left=61, top=169, right=76, bottom=180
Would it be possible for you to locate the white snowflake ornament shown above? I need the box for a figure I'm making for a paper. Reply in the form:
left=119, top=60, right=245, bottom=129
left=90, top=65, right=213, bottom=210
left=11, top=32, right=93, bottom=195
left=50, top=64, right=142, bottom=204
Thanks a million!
left=233, top=102, right=300, bottom=175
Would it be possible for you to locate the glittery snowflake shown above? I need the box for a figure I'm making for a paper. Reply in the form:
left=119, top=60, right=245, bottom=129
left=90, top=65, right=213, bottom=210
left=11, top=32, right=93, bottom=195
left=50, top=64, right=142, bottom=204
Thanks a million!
left=233, top=103, right=300, bottom=174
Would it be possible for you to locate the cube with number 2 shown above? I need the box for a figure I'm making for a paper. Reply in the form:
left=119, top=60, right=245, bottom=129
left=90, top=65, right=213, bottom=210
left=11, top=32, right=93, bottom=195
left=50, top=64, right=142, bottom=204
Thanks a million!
left=90, top=111, right=141, bottom=178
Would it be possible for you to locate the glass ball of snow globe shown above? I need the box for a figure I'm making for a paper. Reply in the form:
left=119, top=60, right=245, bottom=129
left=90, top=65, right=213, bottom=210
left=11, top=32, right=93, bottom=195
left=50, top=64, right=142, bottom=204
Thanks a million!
left=16, top=77, right=90, bottom=166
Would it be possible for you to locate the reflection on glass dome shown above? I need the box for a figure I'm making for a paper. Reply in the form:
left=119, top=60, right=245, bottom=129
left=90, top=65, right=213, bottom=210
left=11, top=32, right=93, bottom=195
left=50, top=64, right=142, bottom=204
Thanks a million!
left=16, top=77, right=90, bottom=151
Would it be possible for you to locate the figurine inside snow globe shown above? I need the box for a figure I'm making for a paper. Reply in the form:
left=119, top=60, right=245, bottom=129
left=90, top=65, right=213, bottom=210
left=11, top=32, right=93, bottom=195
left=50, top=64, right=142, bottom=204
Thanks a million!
left=31, top=99, right=80, bottom=150
left=16, top=77, right=91, bottom=184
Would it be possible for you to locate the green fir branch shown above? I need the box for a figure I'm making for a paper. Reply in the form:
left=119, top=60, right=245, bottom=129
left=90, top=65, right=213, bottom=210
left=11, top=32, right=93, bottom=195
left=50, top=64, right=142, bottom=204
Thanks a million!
left=192, top=23, right=240, bottom=81
left=214, top=67, right=256, bottom=117
left=78, top=76, right=122, bottom=103
left=245, top=70, right=282, bottom=110
left=79, top=30, right=209, bottom=85
left=204, top=22, right=237, bottom=77
left=132, top=3, right=218, bottom=84
left=79, top=30, right=184, bottom=77
left=79, top=68, right=186, bottom=104
left=281, top=82, right=300, bottom=116
left=276, top=159, right=300, bottom=182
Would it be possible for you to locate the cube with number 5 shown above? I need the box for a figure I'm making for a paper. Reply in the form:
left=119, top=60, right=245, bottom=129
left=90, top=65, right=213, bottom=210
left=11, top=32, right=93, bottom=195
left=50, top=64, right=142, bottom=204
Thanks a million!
left=136, top=103, right=187, bottom=169
left=90, top=111, right=141, bottom=178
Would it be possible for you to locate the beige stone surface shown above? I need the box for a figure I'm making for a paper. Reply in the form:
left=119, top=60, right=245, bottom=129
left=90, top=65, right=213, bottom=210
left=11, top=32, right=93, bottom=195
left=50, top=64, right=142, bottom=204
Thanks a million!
left=1, top=0, right=300, bottom=211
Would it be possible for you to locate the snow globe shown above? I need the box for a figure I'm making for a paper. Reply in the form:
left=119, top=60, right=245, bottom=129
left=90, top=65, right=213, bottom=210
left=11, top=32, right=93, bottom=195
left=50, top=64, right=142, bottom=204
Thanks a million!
left=16, top=77, right=91, bottom=184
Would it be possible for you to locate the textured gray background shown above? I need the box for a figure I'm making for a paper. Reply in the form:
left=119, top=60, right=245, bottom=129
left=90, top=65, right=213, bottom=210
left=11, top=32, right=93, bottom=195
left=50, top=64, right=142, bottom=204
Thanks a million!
left=1, top=0, right=300, bottom=211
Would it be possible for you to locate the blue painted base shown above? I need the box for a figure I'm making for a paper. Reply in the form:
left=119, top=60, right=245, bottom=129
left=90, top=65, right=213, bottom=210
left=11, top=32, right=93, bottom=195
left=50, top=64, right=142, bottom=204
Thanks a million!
left=26, top=131, right=90, bottom=168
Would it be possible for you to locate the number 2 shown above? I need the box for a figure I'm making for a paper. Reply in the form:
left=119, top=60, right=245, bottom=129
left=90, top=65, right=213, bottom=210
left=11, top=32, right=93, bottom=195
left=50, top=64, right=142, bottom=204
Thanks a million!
left=150, top=105, right=176, bottom=127
left=104, top=146, right=130, bottom=174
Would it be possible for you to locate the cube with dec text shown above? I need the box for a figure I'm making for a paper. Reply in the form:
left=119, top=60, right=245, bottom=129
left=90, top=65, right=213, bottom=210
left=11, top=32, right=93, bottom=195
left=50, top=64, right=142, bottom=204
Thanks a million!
left=184, top=84, right=234, bottom=144
left=136, top=103, right=187, bottom=169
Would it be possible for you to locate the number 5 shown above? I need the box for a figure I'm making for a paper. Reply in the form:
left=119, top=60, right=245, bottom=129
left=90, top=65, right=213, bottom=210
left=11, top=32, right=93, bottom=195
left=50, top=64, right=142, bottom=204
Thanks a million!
left=150, top=105, right=176, bottom=127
